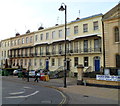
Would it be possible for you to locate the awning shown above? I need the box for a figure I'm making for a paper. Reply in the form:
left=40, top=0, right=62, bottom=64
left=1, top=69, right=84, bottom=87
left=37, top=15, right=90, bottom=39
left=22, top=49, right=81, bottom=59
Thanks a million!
left=10, top=46, right=33, bottom=50
left=34, top=43, right=48, bottom=46
left=51, top=39, right=69, bottom=44
left=73, top=34, right=101, bottom=41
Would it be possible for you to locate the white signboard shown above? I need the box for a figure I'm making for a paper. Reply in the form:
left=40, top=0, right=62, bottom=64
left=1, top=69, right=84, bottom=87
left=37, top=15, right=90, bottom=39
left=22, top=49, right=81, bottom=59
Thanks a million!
left=96, top=75, right=120, bottom=81
left=104, top=69, right=110, bottom=75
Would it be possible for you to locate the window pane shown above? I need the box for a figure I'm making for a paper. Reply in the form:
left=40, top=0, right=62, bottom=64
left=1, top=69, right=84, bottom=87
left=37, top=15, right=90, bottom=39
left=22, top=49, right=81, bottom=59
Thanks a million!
left=84, top=57, right=88, bottom=67
left=35, top=35, right=38, bottom=41
left=93, top=21, right=98, bottom=30
left=74, top=57, right=78, bottom=66
left=52, top=31, right=55, bottom=39
left=40, top=59, right=42, bottom=66
left=94, top=39, right=101, bottom=52
left=83, top=24, right=88, bottom=32
left=59, top=30, right=62, bottom=38
left=67, top=28, right=70, bottom=36
left=25, top=59, right=27, bottom=66
left=22, top=38, right=24, bottom=44
left=74, top=26, right=78, bottom=34
left=40, top=34, right=43, bottom=40
left=84, top=40, right=88, bottom=52
left=46, top=33, right=49, bottom=40
left=30, top=36, right=33, bottom=43
left=115, top=27, right=119, bottom=42
left=58, top=58, right=62, bottom=66
left=51, top=58, right=55, bottom=66
left=34, top=59, right=37, bottom=66
left=74, top=42, right=78, bottom=53
left=26, top=37, right=29, bottom=43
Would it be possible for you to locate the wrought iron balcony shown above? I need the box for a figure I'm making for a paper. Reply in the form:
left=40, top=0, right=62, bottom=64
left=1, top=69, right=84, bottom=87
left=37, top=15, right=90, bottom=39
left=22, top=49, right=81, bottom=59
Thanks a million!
left=46, top=52, right=50, bottom=56
left=51, top=51, right=56, bottom=55
left=8, top=47, right=101, bottom=59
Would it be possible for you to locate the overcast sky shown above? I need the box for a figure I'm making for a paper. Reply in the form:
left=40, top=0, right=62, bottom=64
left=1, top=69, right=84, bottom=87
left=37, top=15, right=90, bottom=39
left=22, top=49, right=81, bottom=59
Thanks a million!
left=0, top=0, right=119, bottom=41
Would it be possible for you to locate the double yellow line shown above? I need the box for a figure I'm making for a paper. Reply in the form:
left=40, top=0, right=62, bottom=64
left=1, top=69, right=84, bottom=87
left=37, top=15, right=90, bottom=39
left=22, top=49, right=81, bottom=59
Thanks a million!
left=43, top=85, right=67, bottom=105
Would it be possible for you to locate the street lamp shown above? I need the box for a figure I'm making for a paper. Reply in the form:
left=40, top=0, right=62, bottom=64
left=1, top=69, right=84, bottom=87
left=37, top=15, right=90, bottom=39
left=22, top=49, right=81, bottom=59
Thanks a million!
left=27, top=62, right=30, bottom=82
left=58, top=3, right=67, bottom=88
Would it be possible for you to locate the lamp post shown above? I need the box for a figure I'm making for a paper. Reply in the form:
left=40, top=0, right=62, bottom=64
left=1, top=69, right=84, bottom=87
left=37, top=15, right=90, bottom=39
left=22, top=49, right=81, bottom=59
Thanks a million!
left=27, top=62, right=30, bottom=82
left=58, top=3, right=67, bottom=88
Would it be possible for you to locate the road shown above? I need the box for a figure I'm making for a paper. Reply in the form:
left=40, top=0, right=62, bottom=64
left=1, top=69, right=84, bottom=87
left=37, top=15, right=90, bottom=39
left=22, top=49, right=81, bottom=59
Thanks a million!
left=2, top=78, right=65, bottom=105
left=1, top=76, right=119, bottom=105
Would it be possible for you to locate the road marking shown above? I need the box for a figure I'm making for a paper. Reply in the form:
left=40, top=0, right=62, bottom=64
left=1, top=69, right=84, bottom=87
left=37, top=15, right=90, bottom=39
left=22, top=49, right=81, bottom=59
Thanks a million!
left=9, top=91, right=25, bottom=95
left=9, top=86, right=31, bottom=95
left=58, top=90, right=66, bottom=105
left=23, top=86, right=32, bottom=89
left=42, top=85, right=67, bottom=105
left=5, top=91, right=39, bottom=99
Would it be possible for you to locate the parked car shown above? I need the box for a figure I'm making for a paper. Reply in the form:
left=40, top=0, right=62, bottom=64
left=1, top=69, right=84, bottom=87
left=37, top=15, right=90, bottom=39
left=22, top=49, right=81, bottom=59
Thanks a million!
left=29, top=70, right=41, bottom=77
left=13, top=69, right=22, bottom=75
left=29, top=70, right=35, bottom=77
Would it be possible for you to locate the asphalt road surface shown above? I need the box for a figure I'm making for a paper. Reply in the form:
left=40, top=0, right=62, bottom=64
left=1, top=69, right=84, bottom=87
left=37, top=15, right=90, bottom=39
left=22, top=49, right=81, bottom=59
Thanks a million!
left=2, top=79, right=64, bottom=105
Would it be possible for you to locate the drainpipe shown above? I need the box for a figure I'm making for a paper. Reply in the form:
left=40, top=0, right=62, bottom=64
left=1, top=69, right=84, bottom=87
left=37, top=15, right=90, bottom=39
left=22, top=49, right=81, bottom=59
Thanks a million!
left=102, top=18, right=106, bottom=68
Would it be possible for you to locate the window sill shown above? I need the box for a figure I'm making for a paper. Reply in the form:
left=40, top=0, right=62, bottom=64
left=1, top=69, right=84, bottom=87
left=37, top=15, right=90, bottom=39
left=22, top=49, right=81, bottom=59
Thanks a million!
left=114, top=42, right=120, bottom=44
left=74, top=33, right=78, bottom=35
left=83, top=31, right=88, bottom=33
left=93, top=29, right=99, bottom=31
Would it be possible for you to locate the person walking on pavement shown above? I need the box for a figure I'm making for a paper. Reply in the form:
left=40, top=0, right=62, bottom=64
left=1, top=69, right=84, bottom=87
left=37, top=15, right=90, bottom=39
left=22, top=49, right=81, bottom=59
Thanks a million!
left=34, top=70, right=39, bottom=82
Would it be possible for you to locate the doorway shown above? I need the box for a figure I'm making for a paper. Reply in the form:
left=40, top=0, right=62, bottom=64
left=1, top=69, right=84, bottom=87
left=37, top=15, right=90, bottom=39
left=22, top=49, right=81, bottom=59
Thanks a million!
left=94, top=56, right=100, bottom=72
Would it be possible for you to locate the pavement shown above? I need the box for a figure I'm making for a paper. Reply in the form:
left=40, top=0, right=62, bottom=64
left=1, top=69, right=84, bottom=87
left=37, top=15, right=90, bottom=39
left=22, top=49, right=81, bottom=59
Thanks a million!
left=2, top=76, right=120, bottom=105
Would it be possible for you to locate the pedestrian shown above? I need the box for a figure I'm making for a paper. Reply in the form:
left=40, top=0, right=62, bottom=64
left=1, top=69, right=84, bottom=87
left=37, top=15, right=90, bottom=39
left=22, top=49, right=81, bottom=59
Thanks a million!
left=34, top=70, right=39, bottom=82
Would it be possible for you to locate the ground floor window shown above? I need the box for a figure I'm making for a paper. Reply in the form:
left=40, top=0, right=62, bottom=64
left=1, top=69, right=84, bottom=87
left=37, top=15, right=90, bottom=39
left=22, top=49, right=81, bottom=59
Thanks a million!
left=34, top=59, right=37, bottom=66
left=39, top=59, right=42, bottom=66
left=20, top=59, right=23, bottom=67
left=116, top=54, right=120, bottom=67
left=58, top=58, right=62, bottom=67
left=84, top=57, right=88, bottom=67
left=29, top=59, right=32, bottom=66
left=51, top=58, right=55, bottom=66
left=74, top=57, right=78, bottom=67
left=25, top=59, right=27, bottom=66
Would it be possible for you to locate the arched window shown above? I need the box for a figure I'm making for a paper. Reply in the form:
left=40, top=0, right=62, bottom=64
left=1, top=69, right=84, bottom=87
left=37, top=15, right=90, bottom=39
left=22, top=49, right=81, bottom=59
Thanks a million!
left=114, top=27, right=119, bottom=42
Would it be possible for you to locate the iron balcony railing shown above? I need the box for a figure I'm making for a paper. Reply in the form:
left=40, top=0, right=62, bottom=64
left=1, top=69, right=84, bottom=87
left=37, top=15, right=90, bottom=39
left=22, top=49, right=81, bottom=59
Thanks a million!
left=9, top=48, right=101, bottom=58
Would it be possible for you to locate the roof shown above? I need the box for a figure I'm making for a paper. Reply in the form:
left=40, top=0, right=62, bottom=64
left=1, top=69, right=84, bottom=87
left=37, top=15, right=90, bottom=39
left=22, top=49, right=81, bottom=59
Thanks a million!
left=102, top=3, right=120, bottom=21
left=71, top=13, right=103, bottom=23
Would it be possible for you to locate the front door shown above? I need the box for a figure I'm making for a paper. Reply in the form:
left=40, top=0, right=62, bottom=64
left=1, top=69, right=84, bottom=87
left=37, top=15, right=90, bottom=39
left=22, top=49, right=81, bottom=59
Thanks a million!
left=67, top=60, right=70, bottom=71
left=46, top=59, right=49, bottom=70
left=95, top=60, right=100, bottom=71
left=94, top=56, right=100, bottom=72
